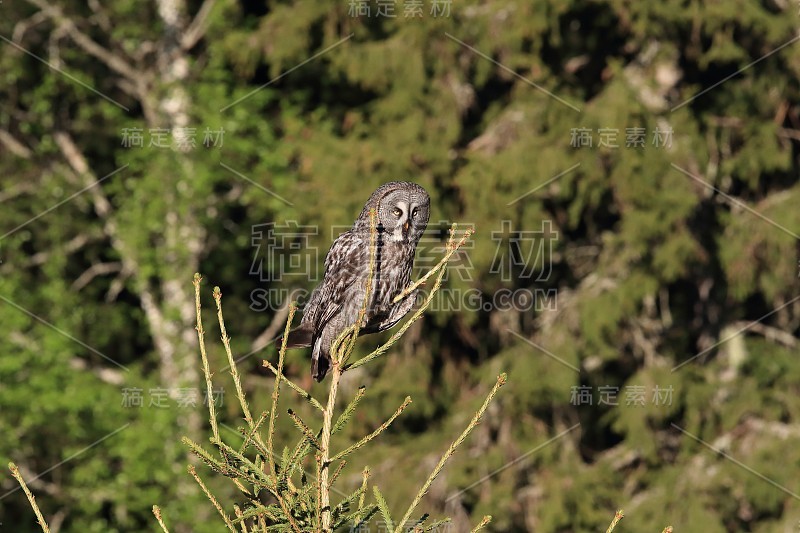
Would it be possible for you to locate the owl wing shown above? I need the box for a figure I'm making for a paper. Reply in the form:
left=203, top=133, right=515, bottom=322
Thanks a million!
left=360, top=288, right=418, bottom=335
left=304, top=230, right=367, bottom=328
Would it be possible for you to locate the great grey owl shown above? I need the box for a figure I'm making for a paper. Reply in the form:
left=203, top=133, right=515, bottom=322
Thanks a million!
left=283, top=181, right=431, bottom=381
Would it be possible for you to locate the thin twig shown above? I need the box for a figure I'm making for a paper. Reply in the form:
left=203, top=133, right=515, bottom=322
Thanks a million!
left=358, top=467, right=370, bottom=511
left=288, top=409, right=321, bottom=449
left=392, top=227, right=474, bottom=303
left=193, top=274, right=220, bottom=443
left=25, top=0, right=141, bottom=83
left=188, top=465, right=236, bottom=531
left=152, top=505, right=170, bottom=533
left=263, top=305, right=304, bottom=533
left=330, top=397, right=412, bottom=462
left=394, top=374, right=507, bottom=532
left=329, top=460, right=347, bottom=488
left=267, top=303, right=297, bottom=478
left=9, top=462, right=51, bottom=533
left=214, top=286, right=254, bottom=428
left=605, top=509, right=624, bottom=533
left=181, top=0, right=217, bottom=49
left=233, top=505, right=248, bottom=533
left=471, top=515, right=492, bottom=532
left=332, top=385, right=366, bottom=435
left=239, top=411, right=269, bottom=454
left=262, top=359, right=325, bottom=411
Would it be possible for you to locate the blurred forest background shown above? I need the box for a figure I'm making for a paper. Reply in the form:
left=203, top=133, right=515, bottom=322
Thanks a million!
left=2, top=0, right=800, bottom=531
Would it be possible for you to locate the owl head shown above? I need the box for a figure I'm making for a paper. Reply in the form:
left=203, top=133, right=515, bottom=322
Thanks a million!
left=357, top=181, right=430, bottom=243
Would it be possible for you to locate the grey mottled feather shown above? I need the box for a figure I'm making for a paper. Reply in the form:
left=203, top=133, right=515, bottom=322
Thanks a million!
left=288, top=181, right=430, bottom=381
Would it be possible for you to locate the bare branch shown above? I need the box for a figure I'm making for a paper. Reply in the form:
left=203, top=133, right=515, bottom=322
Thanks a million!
left=12, top=10, right=48, bottom=42
left=71, top=261, right=123, bottom=291
left=732, top=320, right=798, bottom=348
left=87, top=0, right=113, bottom=33
left=25, top=233, right=94, bottom=267
left=53, top=131, right=112, bottom=217
left=0, top=180, right=34, bottom=203
left=0, top=129, right=33, bottom=159
left=181, top=0, right=217, bottom=50
left=105, top=267, right=132, bottom=303
left=69, top=358, right=126, bottom=386
left=25, top=0, right=143, bottom=85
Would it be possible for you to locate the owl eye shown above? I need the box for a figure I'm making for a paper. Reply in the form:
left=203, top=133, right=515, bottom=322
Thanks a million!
left=393, top=207, right=402, bottom=217
left=411, top=207, right=418, bottom=218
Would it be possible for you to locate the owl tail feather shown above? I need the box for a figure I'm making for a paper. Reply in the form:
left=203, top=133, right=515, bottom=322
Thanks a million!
left=311, top=351, right=330, bottom=382
left=310, top=336, right=331, bottom=381
left=278, top=324, right=313, bottom=349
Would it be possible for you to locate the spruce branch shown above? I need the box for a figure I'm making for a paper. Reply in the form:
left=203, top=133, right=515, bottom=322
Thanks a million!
left=284, top=434, right=315, bottom=483
left=341, top=505, right=379, bottom=531
left=181, top=218, right=485, bottom=532
left=9, top=462, right=51, bottom=533
left=330, top=396, right=412, bottom=463
left=329, top=459, right=347, bottom=487
left=181, top=436, right=237, bottom=478
left=188, top=464, right=236, bottom=532
left=239, top=410, right=269, bottom=454
left=211, top=438, right=276, bottom=492
left=394, top=373, right=507, bottom=532
left=152, top=505, right=170, bottom=533
left=233, top=503, right=280, bottom=524
left=267, top=302, right=297, bottom=479
left=471, top=515, right=492, bottom=532
left=318, top=209, right=379, bottom=532
left=345, top=265, right=445, bottom=371
left=233, top=505, right=248, bottom=533
left=262, top=358, right=325, bottom=412
left=606, top=509, right=624, bottom=533
left=420, top=517, right=451, bottom=531
left=331, top=483, right=367, bottom=525
left=213, top=286, right=253, bottom=428
left=406, top=512, right=429, bottom=531
left=287, top=408, right=321, bottom=450
left=319, top=360, right=342, bottom=531
left=332, top=385, right=366, bottom=435
left=358, top=467, right=370, bottom=511
left=193, top=273, right=220, bottom=443
left=374, top=485, right=395, bottom=531
left=392, top=226, right=474, bottom=303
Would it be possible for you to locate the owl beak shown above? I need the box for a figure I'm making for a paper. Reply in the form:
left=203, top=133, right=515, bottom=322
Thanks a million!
left=402, top=220, right=410, bottom=234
